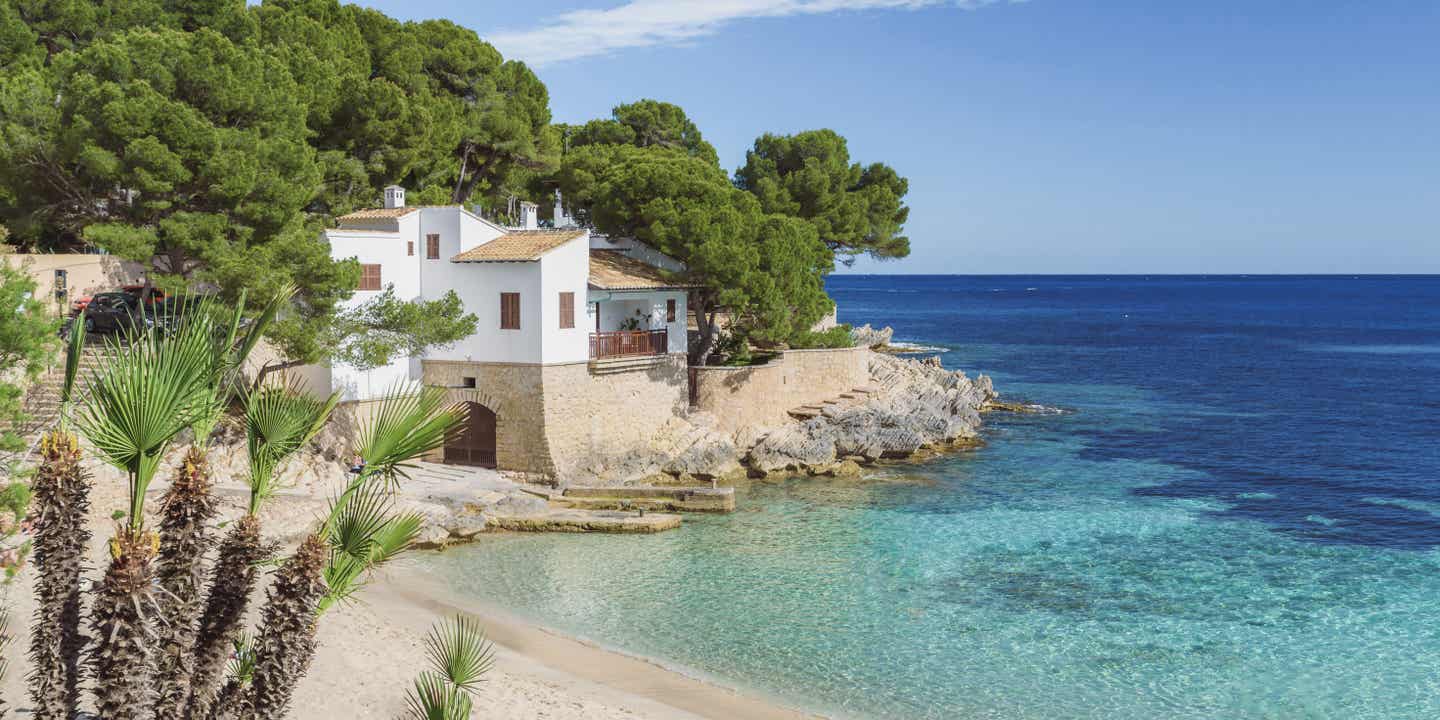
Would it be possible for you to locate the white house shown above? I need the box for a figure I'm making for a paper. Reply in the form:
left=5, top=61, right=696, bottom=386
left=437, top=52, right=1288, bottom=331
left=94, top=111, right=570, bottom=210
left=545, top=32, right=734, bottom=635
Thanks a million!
left=321, top=186, right=693, bottom=477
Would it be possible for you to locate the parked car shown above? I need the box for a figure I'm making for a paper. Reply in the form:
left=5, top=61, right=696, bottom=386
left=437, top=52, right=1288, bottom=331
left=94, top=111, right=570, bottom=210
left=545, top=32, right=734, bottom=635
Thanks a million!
left=71, top=284, right=165, bottom=315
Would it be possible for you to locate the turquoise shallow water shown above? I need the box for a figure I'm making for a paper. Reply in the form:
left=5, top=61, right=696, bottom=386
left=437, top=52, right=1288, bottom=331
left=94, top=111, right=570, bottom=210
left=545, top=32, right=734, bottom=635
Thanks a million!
left=414, top=276, right=1440, bottom=719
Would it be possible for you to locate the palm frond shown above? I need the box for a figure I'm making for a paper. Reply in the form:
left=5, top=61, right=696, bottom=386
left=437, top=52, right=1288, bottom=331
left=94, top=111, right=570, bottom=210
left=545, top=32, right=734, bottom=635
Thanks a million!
left=423, top=616, right=494, bottom=693
left=224, top=631, right=258, bottom=687
left=244, top=380, right=340, bottom=514
left=356, top=383, right=466, bottom=486
left=234, top=285, right=291, bottom=373
left=59, top=308, right=88, bottom=427
left=318, top=488, right=422, bottom=613
left=73, top=317, right=215, bottom=527
left=402, top=672, right=472, bottom=720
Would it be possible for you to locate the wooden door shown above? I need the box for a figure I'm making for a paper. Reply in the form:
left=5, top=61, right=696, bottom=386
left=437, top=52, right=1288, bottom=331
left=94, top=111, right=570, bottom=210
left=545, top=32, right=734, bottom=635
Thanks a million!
left=444, top=401, right=497, bottom=468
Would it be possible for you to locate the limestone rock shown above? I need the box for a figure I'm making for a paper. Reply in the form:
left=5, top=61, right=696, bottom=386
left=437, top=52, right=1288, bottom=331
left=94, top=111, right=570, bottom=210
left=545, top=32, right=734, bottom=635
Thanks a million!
left=850, top=324, right=895, bottom=348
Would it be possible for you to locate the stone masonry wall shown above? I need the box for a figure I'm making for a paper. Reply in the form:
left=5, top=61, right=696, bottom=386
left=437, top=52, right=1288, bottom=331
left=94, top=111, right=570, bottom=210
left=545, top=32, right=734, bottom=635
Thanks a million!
left=690, top=346, right=872, bottom=436
left=421, top=360, right=552, bottom=475
left=421, top=355, right=688, bottom=482
left=540, top=354, right=689, bottom=480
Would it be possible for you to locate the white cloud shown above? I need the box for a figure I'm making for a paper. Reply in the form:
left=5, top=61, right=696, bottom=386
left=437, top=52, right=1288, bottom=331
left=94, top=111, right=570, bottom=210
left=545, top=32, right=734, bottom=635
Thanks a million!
left=487, top=0, right=1022, bottom=67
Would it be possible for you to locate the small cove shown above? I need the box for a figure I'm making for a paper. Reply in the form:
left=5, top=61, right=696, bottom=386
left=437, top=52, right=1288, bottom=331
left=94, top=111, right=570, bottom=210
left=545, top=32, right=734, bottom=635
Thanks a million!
left=414, top=275, right=1440, bottom=719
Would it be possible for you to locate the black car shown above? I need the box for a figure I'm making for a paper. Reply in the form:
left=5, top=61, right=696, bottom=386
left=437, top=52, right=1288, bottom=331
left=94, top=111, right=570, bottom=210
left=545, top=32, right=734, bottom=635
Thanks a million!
left=81, top=293, right=186, bottom=335
left=81, top=292, right=143, bottom=334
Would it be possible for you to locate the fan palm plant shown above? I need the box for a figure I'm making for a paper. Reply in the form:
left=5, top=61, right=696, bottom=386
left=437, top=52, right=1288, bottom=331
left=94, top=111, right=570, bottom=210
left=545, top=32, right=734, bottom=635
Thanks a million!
left=216, top=385, right=461, bottom=720
left=153, top=292, right=286, bottom=719
left=186, top=379, right=338, bottom=719
left=25, top=314, right=90, bottom=720
left=73, top=315, right=215, bottom=720
left=402, top=615, right=495, bottom=720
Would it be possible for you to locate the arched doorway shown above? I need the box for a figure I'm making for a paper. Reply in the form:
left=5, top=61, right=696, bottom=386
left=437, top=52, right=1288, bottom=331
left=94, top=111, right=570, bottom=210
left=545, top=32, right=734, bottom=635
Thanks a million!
left=444, top=401, right=497, bottom=468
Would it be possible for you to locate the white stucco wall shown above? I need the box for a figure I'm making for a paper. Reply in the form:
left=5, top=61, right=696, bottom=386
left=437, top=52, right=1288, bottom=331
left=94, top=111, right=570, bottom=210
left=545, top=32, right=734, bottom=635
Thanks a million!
left=324, top=214, right=423, bottom=400
left=538, top=236, right=592, bottom=364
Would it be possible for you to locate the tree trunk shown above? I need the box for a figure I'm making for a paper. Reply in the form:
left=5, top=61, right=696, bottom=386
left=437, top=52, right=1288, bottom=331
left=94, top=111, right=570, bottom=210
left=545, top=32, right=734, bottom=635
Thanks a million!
left=26, top=431, right=90, bottom=720
left=688, top=293, right=721, bottom=366
left=250, top=359, right=305, bottom=393
left=186, top=514, right=266, bottom=720
left=450, top=143, right=472, bottom=205
left=152, top=447, right=217, bottom=719
left=90, top=526, right=159, bottom=720
left=230, top=534, right=328, bottom=720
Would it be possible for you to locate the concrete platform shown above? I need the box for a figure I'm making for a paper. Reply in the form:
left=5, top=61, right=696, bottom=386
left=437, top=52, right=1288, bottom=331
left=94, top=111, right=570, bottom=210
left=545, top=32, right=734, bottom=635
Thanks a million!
left=488, top=509, right=682, bottom=534
left=557, top=485, right=735, bottom=513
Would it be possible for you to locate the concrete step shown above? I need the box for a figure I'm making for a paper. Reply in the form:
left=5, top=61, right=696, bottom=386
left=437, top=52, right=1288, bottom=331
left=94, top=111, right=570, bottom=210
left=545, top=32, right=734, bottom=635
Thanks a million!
left=488, top=509, right=681, bottom=534
left=559, top=485, right=735, bottom=513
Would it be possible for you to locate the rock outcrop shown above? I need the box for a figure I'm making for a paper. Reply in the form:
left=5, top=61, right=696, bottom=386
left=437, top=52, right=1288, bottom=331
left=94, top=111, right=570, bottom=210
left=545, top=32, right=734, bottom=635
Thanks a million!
left=746, top=353, right=994, bottom=474
left=850, top=324, right=894, bottom=348
left=578, top=350, right=997, bottom=485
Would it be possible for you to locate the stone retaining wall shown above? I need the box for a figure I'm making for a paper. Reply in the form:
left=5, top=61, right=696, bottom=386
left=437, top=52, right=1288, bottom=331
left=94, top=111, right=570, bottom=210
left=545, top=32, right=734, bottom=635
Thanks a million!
left=421, top=354, right=688, bottom=482
left=689, top=346, right=872, bottom=436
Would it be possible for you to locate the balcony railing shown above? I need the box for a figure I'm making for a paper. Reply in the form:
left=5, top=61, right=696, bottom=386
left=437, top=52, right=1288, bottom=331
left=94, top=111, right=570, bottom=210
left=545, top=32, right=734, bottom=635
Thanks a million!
left=590, top=329, right=668, bottom=360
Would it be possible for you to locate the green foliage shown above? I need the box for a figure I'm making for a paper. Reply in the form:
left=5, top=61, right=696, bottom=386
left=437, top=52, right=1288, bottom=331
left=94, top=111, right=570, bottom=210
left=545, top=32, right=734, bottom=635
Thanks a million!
left=355, top=383, right=465, bottom=487
left=0, top=481, right=30, bottom=521
left=318, top=483, right=422, bottom=612
left=73, top=320, right=214, bottom=527
left=584, top=149, right=833, bottom=363
left=0, top=1, right=551, bottom=366
left=403, top=615, right=494, bottom=720
left=329, top=288, right=477, bottom=372
left=788, top=324, right=856, bottom=350
left=736, top=129, right=911, bottom=263
left=0, top=262, right=57, bottom=451
left=225, top=631, right=258, bottom=688
left=244, top=381, right=340, bottom=515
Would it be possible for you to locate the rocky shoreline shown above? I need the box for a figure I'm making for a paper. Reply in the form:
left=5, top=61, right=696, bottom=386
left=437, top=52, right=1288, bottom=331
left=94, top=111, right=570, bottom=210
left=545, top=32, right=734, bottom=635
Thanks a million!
left=65, top=343, right=1001, bottom=548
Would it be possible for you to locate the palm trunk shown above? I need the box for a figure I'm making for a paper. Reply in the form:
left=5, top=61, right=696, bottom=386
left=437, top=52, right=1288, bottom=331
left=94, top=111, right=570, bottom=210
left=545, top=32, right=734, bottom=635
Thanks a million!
left=90, top=525, right=160, bottom=720
left=152, top=447, right=217, bottom=719
left=229, top=534, right=327, bottom=720
left=186, top=514, right=265, bottom=720
left=26, top=431, right=91, bottom=720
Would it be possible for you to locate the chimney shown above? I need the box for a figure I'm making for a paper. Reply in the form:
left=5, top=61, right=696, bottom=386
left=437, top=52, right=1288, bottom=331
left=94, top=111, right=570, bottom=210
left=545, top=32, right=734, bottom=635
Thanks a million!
left=383, top=185, right=406, bottom=209
left=553, top=189, right=571, bottom=228
left=519, top=201, right=538, bottom=230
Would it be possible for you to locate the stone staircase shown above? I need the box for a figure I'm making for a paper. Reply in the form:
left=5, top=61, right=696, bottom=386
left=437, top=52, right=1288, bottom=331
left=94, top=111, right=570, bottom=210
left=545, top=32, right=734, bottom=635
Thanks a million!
left=787, top=385, right=878, bottom=420
left=2, top=340, right=116, bottom=452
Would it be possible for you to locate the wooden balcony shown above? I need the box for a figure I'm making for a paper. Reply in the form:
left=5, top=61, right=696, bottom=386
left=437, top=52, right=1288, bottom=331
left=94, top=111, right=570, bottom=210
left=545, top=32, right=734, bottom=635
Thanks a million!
left=590, top=329, right=668, bottom=359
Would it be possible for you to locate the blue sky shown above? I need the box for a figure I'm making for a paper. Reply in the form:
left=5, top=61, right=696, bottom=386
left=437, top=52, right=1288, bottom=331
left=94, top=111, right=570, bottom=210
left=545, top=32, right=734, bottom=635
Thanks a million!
left=357, top=0, right=1439, bottom=274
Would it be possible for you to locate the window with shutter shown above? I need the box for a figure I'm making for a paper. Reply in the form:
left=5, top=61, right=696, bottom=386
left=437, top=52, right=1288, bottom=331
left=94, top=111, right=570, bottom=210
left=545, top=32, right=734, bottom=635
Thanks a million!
left=559, top=292, right=575, bottom=329
left=358, top=264, right=382, bottom=291
left=407, top=241, right=414, bottom=256
left=666, top=298, right=677, bottom=323
left=426, top=234, right=440, bottom=259
left=500, top=293, right=520, bottom=330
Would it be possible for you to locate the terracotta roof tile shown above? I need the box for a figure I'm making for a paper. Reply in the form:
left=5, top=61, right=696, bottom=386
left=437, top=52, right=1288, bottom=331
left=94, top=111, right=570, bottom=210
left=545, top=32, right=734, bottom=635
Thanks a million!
left=588, top=250, right=695, bottom=290
left=334, top=207, right=420, bottom=223
left=451, top=230, right=587, bottom=262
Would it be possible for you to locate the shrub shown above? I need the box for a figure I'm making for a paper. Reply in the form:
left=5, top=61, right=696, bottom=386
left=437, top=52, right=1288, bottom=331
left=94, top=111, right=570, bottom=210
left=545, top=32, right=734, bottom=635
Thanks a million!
left=788, top=324, right=855, bottom=350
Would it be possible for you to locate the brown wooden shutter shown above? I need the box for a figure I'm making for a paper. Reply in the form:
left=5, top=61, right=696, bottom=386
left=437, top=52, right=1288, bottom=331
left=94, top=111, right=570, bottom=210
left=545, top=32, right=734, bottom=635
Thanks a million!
left=426, top=234, right=440, bottom=259
left=407, top=241, right=414, bottom=256
left=358, top=264, right=382, bottom=291
left=559, top=292, right=575, bottom=329
left=666, top=298, right=677, bottom=323
left=500, top=292, right=520, bottom=330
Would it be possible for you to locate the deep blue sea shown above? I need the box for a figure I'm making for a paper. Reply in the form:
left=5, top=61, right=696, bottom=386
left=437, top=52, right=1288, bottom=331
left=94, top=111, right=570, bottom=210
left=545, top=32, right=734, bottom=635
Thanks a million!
left=416, top=275, right=1440, bottom=719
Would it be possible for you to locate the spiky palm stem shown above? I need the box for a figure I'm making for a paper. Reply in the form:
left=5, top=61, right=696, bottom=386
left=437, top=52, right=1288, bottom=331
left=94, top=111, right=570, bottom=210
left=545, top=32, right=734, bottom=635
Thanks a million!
left=152, top=447, right=216, bottom=719
left=26, top=431, right=91, bottom=720
left=234, top=533, right=328, bottom=720
left=90, top=525, right=159, bottom=720
left=187, top=514, right=265, bottom=719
